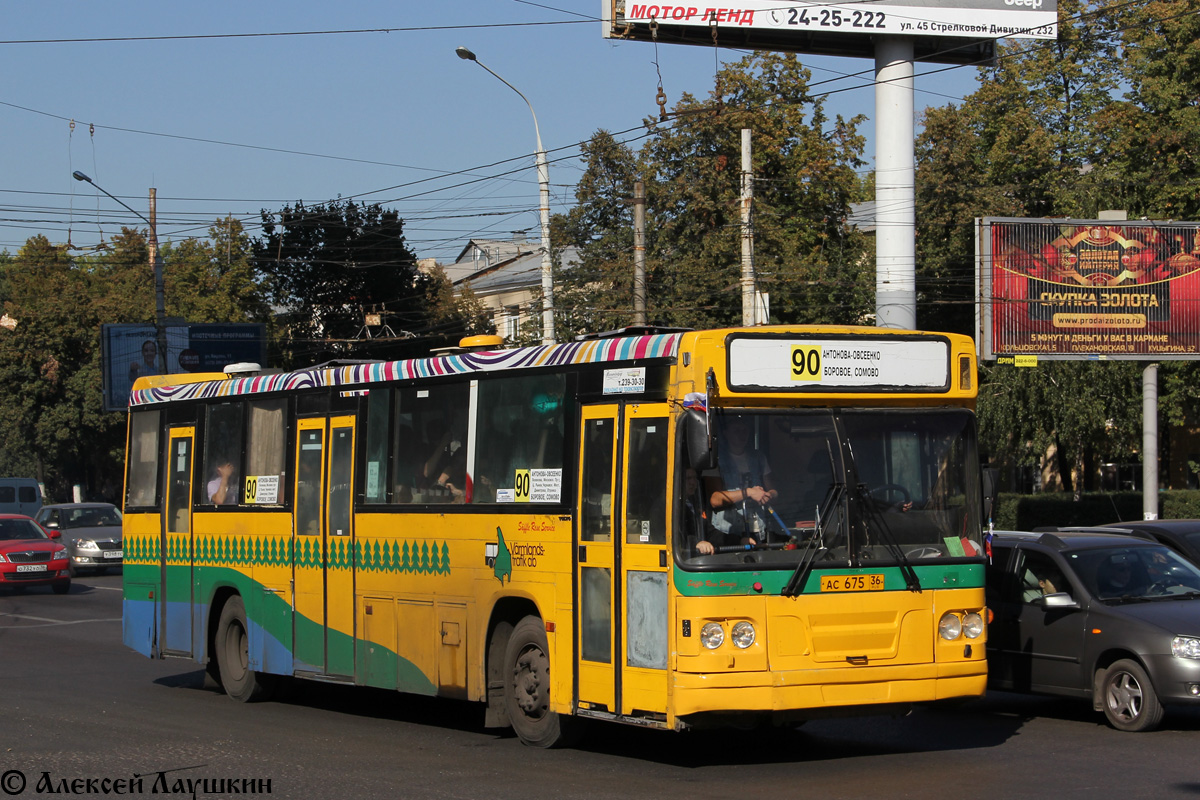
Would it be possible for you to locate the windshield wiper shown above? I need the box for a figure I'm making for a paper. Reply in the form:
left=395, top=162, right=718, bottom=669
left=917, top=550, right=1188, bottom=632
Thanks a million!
left=1106, top=595, right=1153, bottom=605
left=842, top=441, right=921, bottom=593
left=782, top=482, right=844, bottom=597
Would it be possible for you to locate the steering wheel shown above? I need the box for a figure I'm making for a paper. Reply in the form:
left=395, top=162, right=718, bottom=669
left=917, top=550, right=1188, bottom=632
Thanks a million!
left=1147, top=578, right=1172, bottom=595
left=870, top=483, right=911, bottom=505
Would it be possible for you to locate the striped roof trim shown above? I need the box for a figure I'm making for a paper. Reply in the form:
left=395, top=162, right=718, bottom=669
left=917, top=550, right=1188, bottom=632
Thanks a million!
left=129, top=333, right=682, bottom=407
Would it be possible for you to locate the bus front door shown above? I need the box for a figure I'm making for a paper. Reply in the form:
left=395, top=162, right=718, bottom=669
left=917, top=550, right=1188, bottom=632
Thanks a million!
left=292, top=416, right=357, bottom=679
left=575, top=403, right=670, bottom=718
left=162, top=427, right=195, bottom=656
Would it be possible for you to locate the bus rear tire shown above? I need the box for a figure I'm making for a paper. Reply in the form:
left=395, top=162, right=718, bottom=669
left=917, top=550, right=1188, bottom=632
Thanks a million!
left=216, top=595, right=275, bottom=702
left=504, top=615, right=576, bottom=748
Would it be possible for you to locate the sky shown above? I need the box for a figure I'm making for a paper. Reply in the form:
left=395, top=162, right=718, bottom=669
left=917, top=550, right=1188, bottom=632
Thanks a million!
left=0, top=0, right=983, bottom=265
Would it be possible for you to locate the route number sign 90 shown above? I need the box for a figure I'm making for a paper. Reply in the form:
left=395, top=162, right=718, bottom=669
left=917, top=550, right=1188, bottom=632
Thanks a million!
left=791, top=345, right=821, bottom=381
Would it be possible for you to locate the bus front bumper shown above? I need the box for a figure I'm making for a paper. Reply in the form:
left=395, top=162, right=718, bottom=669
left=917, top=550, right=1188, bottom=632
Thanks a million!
left=670, top=660, right=986, bottom=716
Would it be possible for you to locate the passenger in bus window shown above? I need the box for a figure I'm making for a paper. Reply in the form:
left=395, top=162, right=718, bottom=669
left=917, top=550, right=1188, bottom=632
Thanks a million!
left=436, top=445, right=468, bottom=503
left=705, top=416, right=775, bottom=542
left=207, top=459, right=237, bottom=505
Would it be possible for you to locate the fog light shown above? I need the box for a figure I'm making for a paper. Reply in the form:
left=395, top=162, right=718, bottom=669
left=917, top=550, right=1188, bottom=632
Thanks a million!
left=1188, top=684, right=1200, bottom=697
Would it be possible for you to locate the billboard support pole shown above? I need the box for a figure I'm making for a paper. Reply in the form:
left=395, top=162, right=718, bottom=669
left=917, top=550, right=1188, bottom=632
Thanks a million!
left=874, top=37, right=917, bottom=330
left=1144, top=364, right=1159, bottom=519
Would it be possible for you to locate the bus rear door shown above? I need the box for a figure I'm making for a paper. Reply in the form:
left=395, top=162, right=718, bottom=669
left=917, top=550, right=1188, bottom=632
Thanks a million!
left=292, top=415, right=357, bottom=679
left=162, top=426, right=195, bottom=656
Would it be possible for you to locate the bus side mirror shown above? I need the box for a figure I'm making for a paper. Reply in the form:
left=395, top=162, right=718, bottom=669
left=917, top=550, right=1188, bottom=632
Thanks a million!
left=685, top=408, right=716, bottom=470
left=982, top=467, right=999, bottom=521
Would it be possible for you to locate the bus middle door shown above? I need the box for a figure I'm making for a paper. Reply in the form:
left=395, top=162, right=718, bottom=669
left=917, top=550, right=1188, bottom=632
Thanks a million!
left=292, top=415, right=357, bottom=679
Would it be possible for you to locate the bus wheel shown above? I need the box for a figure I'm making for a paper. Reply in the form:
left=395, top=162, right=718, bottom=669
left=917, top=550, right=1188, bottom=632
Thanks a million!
left=216, top=596, right=275, bottom=702
left=1101, top=659, right=1164, bottom=732
left=504, top=616, right=574, bottom=748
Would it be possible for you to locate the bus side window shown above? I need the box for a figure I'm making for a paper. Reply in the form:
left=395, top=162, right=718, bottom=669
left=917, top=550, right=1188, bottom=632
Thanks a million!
left=202, top=402, right=245, bottom=505
left=364, top=388, right=392, bottom=504
left=475, top=374, right=566, bottom=504
left=246, top=399, right=286, bottom=505
left=126, top=409, right=161, bottom=507
left=626, top=418, right=668, bottom=544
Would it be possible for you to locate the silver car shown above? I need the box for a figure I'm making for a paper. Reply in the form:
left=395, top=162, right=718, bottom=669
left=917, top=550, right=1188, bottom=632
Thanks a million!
left=34, top=502, right=123, bottom=575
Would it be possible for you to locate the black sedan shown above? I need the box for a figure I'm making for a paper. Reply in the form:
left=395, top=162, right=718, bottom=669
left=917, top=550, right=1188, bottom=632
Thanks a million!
left=987, top=530, right=1200, bottom=731
left=1097, top=519, right=1200, bottom=566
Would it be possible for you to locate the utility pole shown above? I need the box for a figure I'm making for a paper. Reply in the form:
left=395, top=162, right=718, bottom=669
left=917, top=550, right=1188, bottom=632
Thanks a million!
left=740, top=128, right=756, bottom=327
left=148, top=189, right=169, bottom=374
left=632, top=180, right=646, bottom=327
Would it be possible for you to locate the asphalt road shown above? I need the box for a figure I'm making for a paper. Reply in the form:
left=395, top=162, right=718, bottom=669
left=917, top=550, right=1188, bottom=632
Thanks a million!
left=3, top=574, right=1200, bottom=800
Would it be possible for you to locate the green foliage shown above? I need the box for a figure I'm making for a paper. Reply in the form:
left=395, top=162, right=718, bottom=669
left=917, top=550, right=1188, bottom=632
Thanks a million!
left=552, top=53, right=871, bottom=338
left=992, top=490, right=1200, bottom=529
left=255, top=199, right=429, bottom=366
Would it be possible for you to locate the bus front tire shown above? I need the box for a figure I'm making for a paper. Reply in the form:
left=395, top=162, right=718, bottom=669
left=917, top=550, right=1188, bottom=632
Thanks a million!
left=216, top=596, right=275, bottom=703
left=504, top=615, right=575, bottom=748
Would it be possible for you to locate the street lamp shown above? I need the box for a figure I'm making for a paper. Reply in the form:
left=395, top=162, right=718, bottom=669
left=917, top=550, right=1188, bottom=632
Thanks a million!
left=72, top=170, right=169, bottom=375
left=456, top=46, right=555, bottom=345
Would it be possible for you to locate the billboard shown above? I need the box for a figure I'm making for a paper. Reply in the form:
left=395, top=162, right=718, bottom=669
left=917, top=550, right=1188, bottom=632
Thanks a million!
left=603, top=0, right=1057, bottom=64
left=101, top=323, right=267, bottom=411
left=977, top=218, right=1200, bottom=361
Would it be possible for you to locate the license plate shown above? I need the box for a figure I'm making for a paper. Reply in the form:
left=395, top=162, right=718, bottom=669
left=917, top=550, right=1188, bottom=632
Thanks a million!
left=103, top=551, right=122, bottom=560
left=820, top=573, right=885, bottom=592
left=16, top=564, right=47, bottom=573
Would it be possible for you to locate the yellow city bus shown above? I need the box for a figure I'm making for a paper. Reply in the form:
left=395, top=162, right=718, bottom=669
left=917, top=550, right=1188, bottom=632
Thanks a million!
left=122, top=325, right=989, bottom=747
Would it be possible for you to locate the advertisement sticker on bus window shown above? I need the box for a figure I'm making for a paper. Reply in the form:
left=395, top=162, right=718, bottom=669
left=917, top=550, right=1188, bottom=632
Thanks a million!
left=243, top=475, right=280, bottom=504
left=603, top=367, right=646, bottom=395
left=531, top=469, right=562, bottom=503
left=513, top=469, right=561, bottom=503
left=366, top=462, right=380, bottom=498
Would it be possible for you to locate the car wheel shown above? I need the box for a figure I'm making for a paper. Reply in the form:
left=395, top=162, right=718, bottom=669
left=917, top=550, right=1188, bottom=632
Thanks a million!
left=503, top=615, right=578, bottom=748
left=52, top=579, right=70, bottom=595
left=215, top=596, right=276, bottom=702
left=1101, top=658, right=1164, bottom=732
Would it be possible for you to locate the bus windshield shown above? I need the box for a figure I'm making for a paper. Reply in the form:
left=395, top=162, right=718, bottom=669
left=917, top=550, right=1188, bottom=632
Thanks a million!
left=677, top=408, right=983, bottom=569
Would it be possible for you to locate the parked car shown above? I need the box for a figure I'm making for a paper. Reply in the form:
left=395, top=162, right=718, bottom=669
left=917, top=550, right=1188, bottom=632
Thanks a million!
left=986, top=529, right=1200, bottom=732
left=0, top=513, right=70, bottom=594
left=0, top=477, right=42, bottom=516
left=1096, top=520, right=1200, bottom=566
left=34, top=502, right=123, bottom=575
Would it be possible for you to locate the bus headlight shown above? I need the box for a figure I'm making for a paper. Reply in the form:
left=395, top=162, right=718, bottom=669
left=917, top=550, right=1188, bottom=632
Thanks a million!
left=700, top=622, right=725, bottom=649
left=962, top=612, right=984, bottom=639
left=731, top=621, right=756, bottom=649
left=938, top=612, right=962, bottom=640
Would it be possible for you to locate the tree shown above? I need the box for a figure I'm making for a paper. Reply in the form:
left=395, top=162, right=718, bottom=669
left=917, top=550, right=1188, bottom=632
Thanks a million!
left=255, top=199, right=429, bottom=366
left=161, top=217, right=269, bottom=324
left=0, top=236, right=126, bottom=500
left=1097, top=0, right=1200, bottom=219
left=554, top=53, right=871, bottom=337
left=553, top=130, right=644, bottom=336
